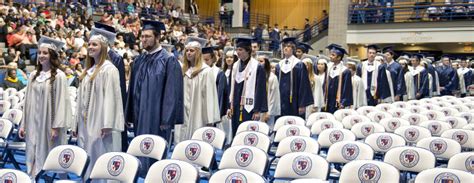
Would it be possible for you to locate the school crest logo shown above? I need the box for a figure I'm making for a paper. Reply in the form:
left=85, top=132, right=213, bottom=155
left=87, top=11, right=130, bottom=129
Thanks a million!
left=244, top=133, right=259, bottom=146
left=375, top=114, right=384, bottom=122
left=286, top=127, right=300, bottom=136
left=202, top=129, right=216, bottom=143
left=425, top=105, right=433, bottom=110
left=318, top=114, right=328, bottom=120
left=358, top=163, right=381, bottom=182
left=411, top=107, right=420, bottom=113
left=442, top=109, right=451, bottom=116
left=235, top=148, right=253, bottom=167
left=446, top=118, right=457, bottom=128
left=394, top=111, right=402, bottom=118
left=290, top=138, right=306, bottom=152
left=389, top=120, right=400, bottom=131
left=460, top=114, right=472, bottom=123
left=409, top=116, right=420, bottom=125
left=107, top=155, right=125, bottom=176
left=363, top=109, right=371, bottom=115
left=161, top=163, right=181, bottom=182
left=434, top=172, right=460, bottom=183
left=376, top=135, right=393, bottom=150
left=320, top=121, right=333, bottom=131
left=0, top=172, right=17, bottom=183
left=58, top=148, right=74, bottom=168
left=285, top=118, right=296, bottom=125
left=225, top=172, right=247, bottom=183
left=342, top=143, right=359, bottom=161
left=429, top=122, right=442, bottom=135
left=428, top=113, right=436, bottom=120
left=452, top=131, right=468, bottom=145
left=247, top=123, right=259, bottom=132
left=329, top=130, right=344, bottom=143
left=405, top=128, right=420, bottom=142
left=465, top=155, right=474, bottom=173
left=361, top=124, right=374, bottom=136
left=342, top=112, right=350, bottom=118
left=429, top=139, right=447, bottom=155
left=381, top=106, right=389, bottom=112
left=292, top=155, right=312, bottom=176
left=400, top=149, right=419, bottom=168
left=185, top=143, right=201, bottom=161
left=351, top=117, right=361, bottom=125
left=140, top=137, right=154, bottom=155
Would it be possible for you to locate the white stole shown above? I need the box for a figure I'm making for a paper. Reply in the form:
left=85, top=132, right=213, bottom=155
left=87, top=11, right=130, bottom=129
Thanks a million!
left=279, top=55, right=300, bottom=74
left=457, top=69, right=467, bottom=94
left=230, top=58, right=259, bottom=112
left=361, top=60, right=379, bottom=96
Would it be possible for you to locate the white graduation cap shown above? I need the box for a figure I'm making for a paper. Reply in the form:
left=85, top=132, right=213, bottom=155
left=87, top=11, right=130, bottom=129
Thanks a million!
left=185, top=36, right=207, bottom=49
left=397, top=55, right=410, bottom=64
left=270, top=58, right=280, bottom=64
left=346, top=58, right=361, bottom=66
left=374, top=53, right=386, bottom=63
left=162, top=43, right=174, bottom=52
left=38, top=36, right=65, bottom=52
left=90, top=27, right=117, bottom=45
left=317, top=54, right=330, bottom=64
left=256, top=51, right=273, bottom=59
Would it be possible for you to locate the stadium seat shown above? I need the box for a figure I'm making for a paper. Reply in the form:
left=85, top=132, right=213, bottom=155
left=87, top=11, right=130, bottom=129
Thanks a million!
left=274, top=125, right=311, bottom=143
left=273, top=116, right=306, bottom=132
left=236, top=121, right=271, bottom=135
left=388, top=108, right=411, bottom=118
left=307, top=112, right=336, bottom=126
left=414, top=168, right=473, bottom=183
left=310, top=119, right=343, bottom=136
left=367, top=111, right=392, bottom=123
left=88, top=152, right=140, bottom=183
left=438, top=107, right=459, bottom=116
left=402, top=113, right=429, bottom=126
left=341, top=114, right=371, bottom=129
left=191, top=127, right=226, bottom=150
left=391, top=101, right=408, bottom=109
left=333, top=109, right=358, bottom=121
left=365, top=133, right=406, bottom=154
left=0, top=169, right=32, bottom=183
left=416, top=137, right=461, bottom=160
left=375, top=103, right=393, bottom=112
left=171, top=140, right=215, bottom=170
left=441, top=129, right=474, bottom=149
left=379, top=118, right=410, bottom=133
left=127, top=134, right=168, bottom=161
left=406, top=106, right=426, bottom=114
left=144, top=159, right=199, bottom=183
left=339, top=160, right=399, bottom=183
left=36, top=145, right=89, bottom=182
left=447, top=152, right=474, bottom=173
left=456, top=112, right=473, bottom=124
left=440, top=116, right=468, bottom=129
left=318, top=128, right=356, bottom=149
left=274, top=152, right=329, bottom=181
left=350, top=122, right=385, bottom=139
left=0, top=101, right=11, bottom=115
left=356, top=106, right=379, bottom=116
left=384, top=146, right=435, bottom=173
left=218, top=145, right=268, bottom=176
left=209, top=169, right=266, bottom=183
left=275, top=136, right=320, bottom=157
left=327, top=141, right=374, bottom=164
left=232, top=131, right=271, bottom=153
left=419, top=120, right=452, bottom=136
left=394, top=125, right=432, bottom=144
left=6, top=96, right=19, bottom=109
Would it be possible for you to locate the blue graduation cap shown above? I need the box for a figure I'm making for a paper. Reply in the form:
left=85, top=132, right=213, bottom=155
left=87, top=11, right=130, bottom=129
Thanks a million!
left=282, top=37, right=297, bottom=45
left=142, top=20, right=166, bottom=32
left=326, top=44, right=347, bottom=56
left=185, top=36, right=208, bottom=49
left=366, top=44, right=380, bottom=51
left=38, top=36, right=65, bottom=52
left=297, top=42, right=313, bottom=53
left=412, top=53, right=424, bottom=61
left=202, top=46, right=216, bottom=55
left=382, top=46, right=395, bottom=55
left=233, top=36, right=254, bottom=48
left=94, top=22, right=116, bottom=33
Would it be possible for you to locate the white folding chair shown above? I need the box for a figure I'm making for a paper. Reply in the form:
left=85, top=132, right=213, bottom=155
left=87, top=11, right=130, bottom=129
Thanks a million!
left=218, top=145, right=268, bottom=176
left=394, top=125, right=432, bottom=144
left=89, top=152, right=140, bottom=183
left=392, top=101, right=408, bottom=109
left=127, top=134, right=168, bottom=161
left=402, top=113, right=429, bottom=126
left=341, top=114, right=371, bottom=129
left=274, top=125, right=311, bottom=143
left=384, top=146, right=435, bottom=174
left=275, top=136, right=320, bottom=157
left=356, top=106, right=379, bottom=116
left=36, top=145, right=89, bottom=182
left=407, top=100, right=422, bottom=106
left=307, top=112, right=336, bottom=126
left=13, top=92, right=24, bottom=101
left=191, top=127, right=226, bottom=150
left=327, top=141, right=374, bottom=164
left=4, top=88, right=17, bottom=97
left=462, top=124, right=474, bottom=130
left=6, top=96, right=19, bottom=109
left=414, top=168, right=474, bottom=183
left=367, top=111, right=392, bottom=123
left=365, top=133, right=406, bottom=154
left=12, top=101, right=24, bottom=111
left=236, top=121, right=271, bottom=135
left=406, top=106, right=426, bottom=114
left=447, top=152, right=474, bottom=173
left=350, top=122, right=385, bottom=139
left=441, top=116, right=468, bottom=129
left=420, top=103, right=441, bottom=111
left=421, top=110, right=445, bottom=121
left=144, top=159, right=199, bottom=183
left=1, top=109, right=22, bottom=126
left=379, top=118, right=410, bottom=133
left=232, top=131, right=271, bottom=153
left=209, top=169, right=266, bottom=183
left=339, top=160, right=400, bottom=183
left=438, top=107, right=459, bottom=117
left=376, top=103, right=393, bottom=112
left=0, top=119, right=13, bottom=142
left=171, top=140, right=215, bottom=170
left=441, top=129, right=474, bottom=149
left=274, top=116, right=306, bottom=132
left=0, top=101, right=11, bottom=115
left=317, top=129, right=356, bottom=149
left=310, top=119, right=343, bottom=136
left=452, top=104, right=470, bottom=113
left=419, top=120, right=452, bottom=137
left=333, top=109, right=358, bottom=122
left=0, top=169, right=32, bottom=183
left=388, top=108, right=411, bottom=118
left=456, top=112, right=473, bottom=124
left=274, top=152, right=329, bottom=181
left=416, top=137, right=461, bottom=160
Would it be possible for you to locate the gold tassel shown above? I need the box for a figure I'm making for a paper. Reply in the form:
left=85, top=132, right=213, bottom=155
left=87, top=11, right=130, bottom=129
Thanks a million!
left=239, top=111, right=243, bottom=121
left=290, top=95, right=293, bottom=103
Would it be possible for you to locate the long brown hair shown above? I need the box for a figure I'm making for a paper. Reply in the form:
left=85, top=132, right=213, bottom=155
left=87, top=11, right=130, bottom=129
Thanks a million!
left=79, top=40, right=109, bottom=81
left=33, top=47, right=61, bottom=84
left=182, top=47, right=204, bottom=78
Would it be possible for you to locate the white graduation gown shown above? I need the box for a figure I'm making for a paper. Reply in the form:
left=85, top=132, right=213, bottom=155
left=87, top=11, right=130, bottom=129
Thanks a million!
left=457, top=69, right=467, bottom=95
left=175, top=65, right=220, bottom=143
left=22, top=69, right=72, bottom=176
left=266, top=72, right=281, bottom=126
left=306, top=73, right=324, bottom=119
left=76, top=61, right=124, bottom=181
left=351, top=75, right=367, bottom=109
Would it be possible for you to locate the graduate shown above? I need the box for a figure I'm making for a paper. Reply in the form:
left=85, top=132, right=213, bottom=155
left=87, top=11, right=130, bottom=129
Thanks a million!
left=406, top=54, right=430, bottom=100
left=275, top=37, right=313, bottom=118
left=347, top=58, right=367, bottom=109
left=19, top=36, right=72, bottom=177
left=300, top=54, right=321, bottom=119
left=203, top=46, right=228, bottom=118
left=175, top=37, right=220, bottom=143
left=458, top=58, right=472, bottom=97
left=76, top=28, right=124, bottom=180
left=125, top=20, right=183, bottom=175
left=421, top=59, right=435, bottom=97
left=251, top=40, right=260, bottom=58
left=357, top=44, right=380, bottom=106
left=323, top=44, right=352, bottom=113
left=313, top=55, right=328, bottom=112
left=93, top=22, right=129, bottom=151
left=425, top=57, right=441, bottom=96
left=436, top=55, right=459, bottom=96
left=295, top=42, right=313, bottom=60
left=222, top=47, right=237, bottom=143
left=398, top=55, right=411, bottom=101
left=256, top=51, right=280, bottom=127
left=227, top=36, right=268, bottom=136
left=377, top=47, right=405, bottom=103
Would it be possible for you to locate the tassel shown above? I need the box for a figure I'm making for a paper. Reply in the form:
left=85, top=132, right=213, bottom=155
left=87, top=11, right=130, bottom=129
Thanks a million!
left=239, top=111, right=243, bottom=121
left=290, top=95, right=293, bottom=103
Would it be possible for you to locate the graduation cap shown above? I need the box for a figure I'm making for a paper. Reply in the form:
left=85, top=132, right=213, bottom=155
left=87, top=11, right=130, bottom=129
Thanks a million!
left=162, top=43, right=174, bottom=52
left=38, top=36, right=65, bottom=52
left=440, top=54, right=452, bottom=61
left=223, top=46, right=235, bottom=57
left=412, top=53, right=424, bottom=61
left=366, top=44, right=380, bottom=51
left=375, top=53, right=386, bottom=62
left=382, top=46, right=395, bottom=55
left=346, top=58, right=361, bottom=66
left=256, top=51, right=273, bottom=59
left=317, top=55, right=330, bottom=64
left=296, top=42, right=313, bottom=53
left=142, top=20, right=166, bottom=33
left=281, top=37, right=297, bottom=45
left=185, top=36, right=208, bottom=49
left=270, top=58, right=280, bottom=64
left=90, top=27, right=117, bottom=45
left=233, top=36, right=254, bottom=48
left=302, top=54, right=318, bottom=63
left=397, top=55, right=410, bottom=64
left=94, top=22, right=116, bottom=33
left=326, top=44, right=347, bottom=56
left=202, top=46, right=216, bottom=55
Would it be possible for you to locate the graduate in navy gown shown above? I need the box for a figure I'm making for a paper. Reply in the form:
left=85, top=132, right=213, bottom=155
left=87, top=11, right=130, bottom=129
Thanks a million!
left=275, top=38, right=314, bottom=118
left=410, top=54, right=430, bottom=99
left=357, top=44, right=380, bottom=106
left=437, top=55, right=459, bottom=96
left=323, top=44, right=352, bottom=113
left=203, top=46, right=228, bottom=118
left=227, top=37, right=267, bottom=136
left=125, top=20, right=183, bottom=176
left=377, top=46, right=405, bottom=103
left=295, top=42, right=313, bottom=60
left=93, top=22, right=129, bottom=151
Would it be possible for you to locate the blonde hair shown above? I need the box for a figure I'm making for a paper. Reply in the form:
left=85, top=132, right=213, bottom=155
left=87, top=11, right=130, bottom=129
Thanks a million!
left=79, top=40, right=109, bottom=81
left=303, top=58, right=315, bottom=90
left=182, top=47, right=204, bottom=78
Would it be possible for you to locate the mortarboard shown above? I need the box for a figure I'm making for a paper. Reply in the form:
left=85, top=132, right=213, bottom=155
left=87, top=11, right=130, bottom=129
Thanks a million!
left=223, top=46, right=235, bottom=57
left=185, top=36, right=208, bottom=49
left=233, top=36, right=254, bottom=48
left=90, top=27, right=117, bottom=45
left=302, top=54, right=318, bottom=63
left=270, top=58, right=280, bottom=64
left=297, top=42, right=313, bottom=53
left=412, top=53, right=424, bottom=60
left=38, top=36, right=65, bottom=52
left=94, top=22, right=116, bottom=33
left=382, top=46, right=395, bottom=55
left=317, top=55, right=330, bottom=64
left=202, top=46, right=216, bottom=55
left=366, top=44, right=380, bottom=51
left=326, top=44, right=348, bottom=56
left=281, top=37, right=297, bottom=45
left=256, top=51, right=273, bottom=59
left=162, top=43, right=174, bottom=52
left=397, top=55, right=410, bottom=63
left=142, top=20, right=166, bottom=32
left=346, top=58, right=360, bottom=66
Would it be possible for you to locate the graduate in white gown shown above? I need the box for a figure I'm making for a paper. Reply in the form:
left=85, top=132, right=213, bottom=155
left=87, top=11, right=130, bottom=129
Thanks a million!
left=301, top=55, right=319, bottom=119
left=405, top=54, right=430, bottom=100
left=175, top=37, right=220, bottom=143
left=257, top=51, right=280, bottom=127
left=347, top=58, right=367, bottom=109
left=397, top=56, right=411, bottom=101
left=458, top=59, right=472, bottom=97
left=313, top=56, right=328, bottom=112
left=76, top=28, right=124, bottom=181
left=222, top=48, right=237, bottom=144
left=19, top=36, right=72, bottom=177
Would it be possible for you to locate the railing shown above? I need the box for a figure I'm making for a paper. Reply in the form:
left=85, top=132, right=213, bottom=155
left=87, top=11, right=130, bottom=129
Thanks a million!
left=295, top=16, right=329, bottom=44
left=348, top=2, right=474, bottom=24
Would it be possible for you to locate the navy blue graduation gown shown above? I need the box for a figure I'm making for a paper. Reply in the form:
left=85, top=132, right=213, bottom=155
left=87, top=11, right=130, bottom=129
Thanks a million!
left=427, top=64, right=439, bottom=94
left=324, top=68, right=353, bottom=113
left=413, top=68, right=430, bottom=99
left=230, top=62, right=268, bottom=136
left=356, top=64, right=377, bottom=106
left=125, top=49, right=183, bottom=176
left=436, top=66, right=459, bottom=95
left=108, top=49, right=128, bottom=151
left=275, top=62, right=314, bottom=118
left=377, top=62, right=405, bottom=100
left=216, top=70, right=228, bottom=117
left=460, top=68, right=472, bottom=93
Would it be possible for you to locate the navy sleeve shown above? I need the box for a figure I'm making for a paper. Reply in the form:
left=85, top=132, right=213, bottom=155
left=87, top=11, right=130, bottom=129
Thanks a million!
left=341, top=69, right=353, bottom=107
left=161, top=56, right=184, bottom=125
left=254, top=65, right=268, bottom=113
